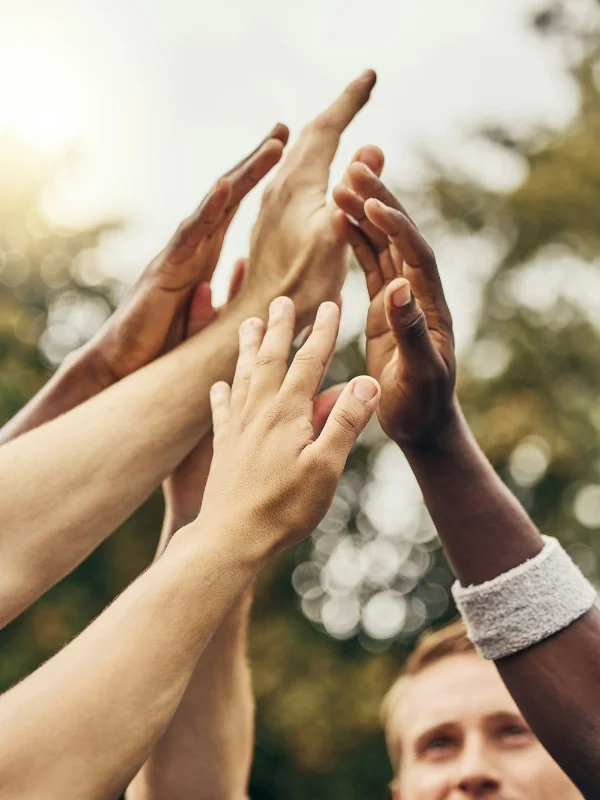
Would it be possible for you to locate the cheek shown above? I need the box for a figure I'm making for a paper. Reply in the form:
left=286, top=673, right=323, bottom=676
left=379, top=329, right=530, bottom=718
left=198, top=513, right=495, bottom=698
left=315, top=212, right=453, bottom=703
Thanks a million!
left=498, top=745, right=578, bottom=796
left=398, top=762, right=452, bottom=800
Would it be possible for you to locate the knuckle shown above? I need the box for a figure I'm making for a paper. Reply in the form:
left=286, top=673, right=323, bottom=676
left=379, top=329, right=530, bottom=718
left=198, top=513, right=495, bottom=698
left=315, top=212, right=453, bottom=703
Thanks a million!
left=402, top=310, right=428, bottom=339
left=212, top=424, right=227, bottom=443
left=263, top=402, right=285, bottom=430
left=261, top=179, right=285, bottom=206
left=255, top=352, right=285, bottom=370
left=311, top=115, right=338, bottom=135
left=300, top=121, right=315, bottom=138
left=263, top=179, right=293, bottom=207
left=168, top=226, right=190, bottom=256
left=293, top=348, right=326, bottom=371
left=238, top=410, right=255, bottom=432
left=334, top=406, right=361, bottom=435
left=231, top=374, right=250, bottom=398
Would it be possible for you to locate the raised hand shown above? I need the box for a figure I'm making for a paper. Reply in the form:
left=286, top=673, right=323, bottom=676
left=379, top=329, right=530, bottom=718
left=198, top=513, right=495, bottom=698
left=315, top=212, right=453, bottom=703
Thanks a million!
left=85, top=125, right=288, bottom=384
left=160, top=263, right=346, bottom=541
left=333, top=158, right=456, bottom=447
left=198, top=297, right=380, bottom=556
left=242, top=71, right=377, bottom=328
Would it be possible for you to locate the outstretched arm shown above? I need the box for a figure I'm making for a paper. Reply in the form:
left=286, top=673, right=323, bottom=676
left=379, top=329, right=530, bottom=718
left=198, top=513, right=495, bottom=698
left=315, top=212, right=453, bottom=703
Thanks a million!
left=127, top=265, right=255, bottom=800
left=0, top=71, right=377, bottom=628
left=0, top=129, right=287, bottom=626
left=334, top=157, right=600, bottom=796
left=0, top=126, right=288, bottom=445
left=128, top=272, right=345, bottom=800
left=0, top=297, right=378, bottom=800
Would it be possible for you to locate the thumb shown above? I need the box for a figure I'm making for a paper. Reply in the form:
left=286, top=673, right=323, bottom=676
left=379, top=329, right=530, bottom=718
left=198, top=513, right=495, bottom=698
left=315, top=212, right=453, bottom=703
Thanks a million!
left=314, top=377, right=380, bottom=467
left=384, top=278, right=437, bottom=367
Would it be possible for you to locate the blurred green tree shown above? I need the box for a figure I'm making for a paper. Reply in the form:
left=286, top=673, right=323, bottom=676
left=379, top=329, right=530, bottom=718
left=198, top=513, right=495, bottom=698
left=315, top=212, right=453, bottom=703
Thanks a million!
left=422, top=0, right=600, bottom=587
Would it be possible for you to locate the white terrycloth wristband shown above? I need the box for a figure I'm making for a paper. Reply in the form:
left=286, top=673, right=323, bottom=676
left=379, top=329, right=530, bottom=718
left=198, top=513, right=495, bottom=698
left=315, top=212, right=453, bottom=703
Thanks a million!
left=452, top=536, right=597, bottom=660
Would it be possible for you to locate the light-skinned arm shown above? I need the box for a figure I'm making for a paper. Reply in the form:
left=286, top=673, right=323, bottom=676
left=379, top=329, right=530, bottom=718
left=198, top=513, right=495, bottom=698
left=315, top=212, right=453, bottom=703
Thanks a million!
left=128, top=272, right=345, bottom=800
left=0, top=125, right=288, bottom=445
left=0, top=298, right=380, bottom=800
left=0, top=70, right=377, bottom=627
left=0, top=128, right=288, bottom=626
left=333, top=155, right=600, bottom=795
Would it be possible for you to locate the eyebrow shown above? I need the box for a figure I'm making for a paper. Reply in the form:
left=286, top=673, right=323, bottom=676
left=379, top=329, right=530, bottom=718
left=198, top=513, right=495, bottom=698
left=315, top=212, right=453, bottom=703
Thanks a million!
left=482, top=711, right=530, bottom=729
left=413, top=721, right=458, bottom=752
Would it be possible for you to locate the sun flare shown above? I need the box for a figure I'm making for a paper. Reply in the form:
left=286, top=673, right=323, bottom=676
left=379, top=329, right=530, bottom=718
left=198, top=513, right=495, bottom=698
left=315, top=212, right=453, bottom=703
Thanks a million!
left=1, top=30, right=79, bottom=153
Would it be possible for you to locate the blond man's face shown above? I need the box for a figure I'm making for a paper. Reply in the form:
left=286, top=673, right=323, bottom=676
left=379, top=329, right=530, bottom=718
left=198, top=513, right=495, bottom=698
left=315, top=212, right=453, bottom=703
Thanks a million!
left=386, top=653, right=582, bottom=799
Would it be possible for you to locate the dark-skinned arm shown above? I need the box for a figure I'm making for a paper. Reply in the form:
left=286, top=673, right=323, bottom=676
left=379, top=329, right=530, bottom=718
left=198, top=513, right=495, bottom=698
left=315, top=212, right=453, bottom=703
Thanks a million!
left=333, top=155, right=600, bottom=796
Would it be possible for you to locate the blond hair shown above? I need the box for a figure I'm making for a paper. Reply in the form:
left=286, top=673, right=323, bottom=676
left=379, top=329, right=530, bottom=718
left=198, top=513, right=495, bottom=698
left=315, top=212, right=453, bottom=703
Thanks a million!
left=381, top=619, right=475, bottom=771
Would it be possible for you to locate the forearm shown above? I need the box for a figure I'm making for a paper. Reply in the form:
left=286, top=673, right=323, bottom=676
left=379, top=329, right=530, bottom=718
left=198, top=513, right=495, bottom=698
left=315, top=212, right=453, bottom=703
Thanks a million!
left=0, top=345, right=112, bottom=445
left=128, top=516, right=254, bottom=800
left=404, top=402, right=600, bottom=793
left=0, top=524, right=260, bottom=800
left=0, top=296, right=260, bottom=627
left=404, top=403, right=543, bottom=586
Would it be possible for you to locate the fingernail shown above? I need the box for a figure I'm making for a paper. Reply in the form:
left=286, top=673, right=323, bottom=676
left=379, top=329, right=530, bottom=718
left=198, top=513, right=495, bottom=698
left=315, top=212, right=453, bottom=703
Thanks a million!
left=240, top=318, right=259, bottom=339
left=352, top=379, right=378, bottom=402
left=392, top=282, right=411, bottom=307
left=269, top=296, right=290, bottom=320
left=316, top=302, right=338, bottom=324
left=210, top=381, right=228, bottom=398
left=357, top=162, right=375, bottom=177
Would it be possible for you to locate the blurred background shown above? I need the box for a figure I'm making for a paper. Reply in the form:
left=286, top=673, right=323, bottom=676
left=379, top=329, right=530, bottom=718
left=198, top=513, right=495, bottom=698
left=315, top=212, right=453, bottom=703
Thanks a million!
left=2, top=0, right=600, bottom=796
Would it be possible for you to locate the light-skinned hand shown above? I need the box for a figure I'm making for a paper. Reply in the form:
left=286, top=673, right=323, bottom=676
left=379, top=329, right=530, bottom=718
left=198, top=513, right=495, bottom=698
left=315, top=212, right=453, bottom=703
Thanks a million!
left=197, top=297, right=380, bottom=559
left=242, top=71, right=378, bottom=328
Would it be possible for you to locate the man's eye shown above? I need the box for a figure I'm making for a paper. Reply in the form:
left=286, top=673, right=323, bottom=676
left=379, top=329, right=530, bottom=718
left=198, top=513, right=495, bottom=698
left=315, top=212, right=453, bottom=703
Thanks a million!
left=425, top=736, right=454, bottom=751
left=500, top=725, right=531, bottom=740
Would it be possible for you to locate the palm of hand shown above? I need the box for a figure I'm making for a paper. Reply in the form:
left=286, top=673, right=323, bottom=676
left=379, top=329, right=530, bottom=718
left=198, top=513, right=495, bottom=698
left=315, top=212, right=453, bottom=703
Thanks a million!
left=364, top=273, right=455, bottom=446
left=247, top=195, right=345, bottom=328
left=89, top=128, right=287, bottom=383
left=332, top=159, right=456, bottom=447
left=245, top=70, right=377, bottom=328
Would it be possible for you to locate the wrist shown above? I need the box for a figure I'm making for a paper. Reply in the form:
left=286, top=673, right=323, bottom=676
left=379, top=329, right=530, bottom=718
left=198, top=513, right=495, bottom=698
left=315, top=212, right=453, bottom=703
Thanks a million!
left=401, top=398, right=472, bottom=463
left=163, top=505, right=200, bottom=533
left=165, top=518, right=264, bottom=587
left=61, top=343, right=116, bottom=398
left=186, top=509, right=283, bottom=570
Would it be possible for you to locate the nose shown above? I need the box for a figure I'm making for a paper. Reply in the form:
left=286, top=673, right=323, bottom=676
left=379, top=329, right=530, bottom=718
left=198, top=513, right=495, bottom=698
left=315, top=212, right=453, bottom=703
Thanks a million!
left=453, top=736, right=501, bottom=797
left=457, top=773, right=500, bottom=796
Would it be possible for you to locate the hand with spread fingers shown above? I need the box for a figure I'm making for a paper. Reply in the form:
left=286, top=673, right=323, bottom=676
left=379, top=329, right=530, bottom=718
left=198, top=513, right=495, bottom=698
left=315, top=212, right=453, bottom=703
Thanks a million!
left=242, top=71, right=378, bottom=328
left=0, top=125, right=288, bottom=446
left=198, top=297, right=380, bottom=555
left=87, top=124, right=289, bottom=384
left=333, top=156, right=456, bottom=448
left=133, top=284, right=350, bottom=800
left=159, top=264, right=346, bottom=540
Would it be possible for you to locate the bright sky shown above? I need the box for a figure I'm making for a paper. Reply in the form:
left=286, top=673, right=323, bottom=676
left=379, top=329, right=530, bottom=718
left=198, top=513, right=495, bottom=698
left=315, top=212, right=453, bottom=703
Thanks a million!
left=1, top=0, right=577, bottom=347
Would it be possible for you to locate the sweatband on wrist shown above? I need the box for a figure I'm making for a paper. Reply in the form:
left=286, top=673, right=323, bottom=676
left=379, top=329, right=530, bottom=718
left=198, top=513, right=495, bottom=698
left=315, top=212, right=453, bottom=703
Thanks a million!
left=452, top=536, right=597, bottom=660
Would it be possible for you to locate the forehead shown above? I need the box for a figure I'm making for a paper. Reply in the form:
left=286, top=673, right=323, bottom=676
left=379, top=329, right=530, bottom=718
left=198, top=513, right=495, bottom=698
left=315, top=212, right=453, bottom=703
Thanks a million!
left=390, top=654, right=522, bottom=745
